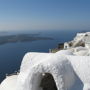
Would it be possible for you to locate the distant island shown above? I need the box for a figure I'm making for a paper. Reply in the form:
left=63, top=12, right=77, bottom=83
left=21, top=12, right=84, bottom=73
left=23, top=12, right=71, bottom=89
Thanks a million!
left=0, top=34, right=53, bottom=45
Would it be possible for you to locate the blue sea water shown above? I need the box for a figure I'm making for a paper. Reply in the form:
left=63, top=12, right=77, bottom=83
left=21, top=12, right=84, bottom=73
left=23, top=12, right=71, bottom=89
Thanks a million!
left=0, top=30, right=84, bottom=82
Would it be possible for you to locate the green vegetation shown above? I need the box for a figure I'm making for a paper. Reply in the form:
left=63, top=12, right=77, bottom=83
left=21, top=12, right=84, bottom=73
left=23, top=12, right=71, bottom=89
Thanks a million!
left=50, top=43, right=64, bottom=53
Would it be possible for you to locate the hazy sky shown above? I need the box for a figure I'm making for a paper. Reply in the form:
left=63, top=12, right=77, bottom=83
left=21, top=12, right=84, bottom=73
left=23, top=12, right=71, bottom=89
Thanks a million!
left=0, top=0, right=90, bottom=31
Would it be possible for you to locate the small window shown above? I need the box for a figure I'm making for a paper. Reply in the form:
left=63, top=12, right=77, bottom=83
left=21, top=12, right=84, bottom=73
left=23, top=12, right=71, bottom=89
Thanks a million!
left=40, top=73, right=57, bottom=90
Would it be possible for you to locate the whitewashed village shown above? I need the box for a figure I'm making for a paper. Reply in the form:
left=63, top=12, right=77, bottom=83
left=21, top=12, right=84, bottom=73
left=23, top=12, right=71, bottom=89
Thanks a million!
left=1, top=32, right=90, bottom=90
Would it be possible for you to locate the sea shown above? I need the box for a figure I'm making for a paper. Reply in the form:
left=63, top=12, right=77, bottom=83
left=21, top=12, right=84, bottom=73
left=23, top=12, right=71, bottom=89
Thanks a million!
left=0, top=30, right=88, bottom=83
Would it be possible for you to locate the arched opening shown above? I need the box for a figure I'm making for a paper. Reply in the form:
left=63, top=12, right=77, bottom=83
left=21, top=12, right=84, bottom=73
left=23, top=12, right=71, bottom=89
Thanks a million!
left=40, top=73, right=57, bottom=90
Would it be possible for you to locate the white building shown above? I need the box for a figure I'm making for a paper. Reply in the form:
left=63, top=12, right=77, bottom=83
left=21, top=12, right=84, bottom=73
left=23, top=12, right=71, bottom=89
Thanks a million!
left=64, top=32, right=90, bottom=49
left=1, top=32, right=90, bottom=90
